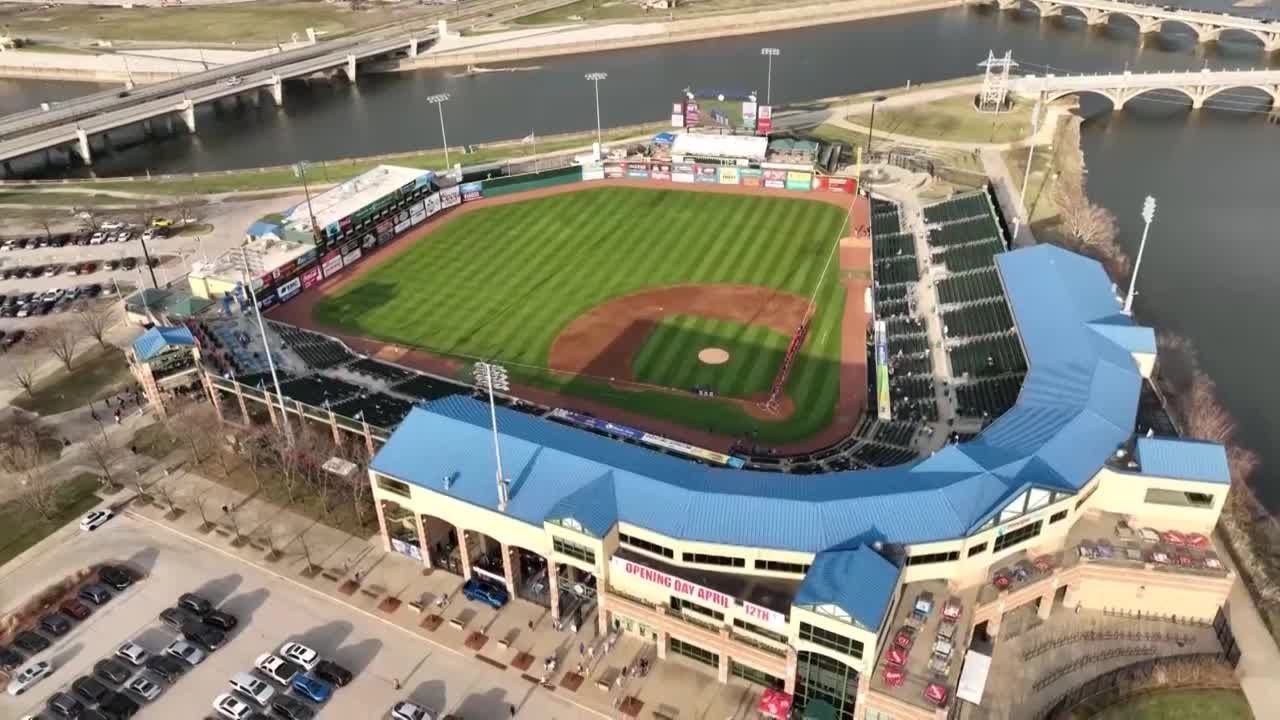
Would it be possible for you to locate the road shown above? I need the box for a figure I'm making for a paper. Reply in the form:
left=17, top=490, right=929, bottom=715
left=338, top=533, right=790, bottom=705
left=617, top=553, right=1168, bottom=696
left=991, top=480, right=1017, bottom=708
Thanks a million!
left=0, top=512, right=597, bottom=720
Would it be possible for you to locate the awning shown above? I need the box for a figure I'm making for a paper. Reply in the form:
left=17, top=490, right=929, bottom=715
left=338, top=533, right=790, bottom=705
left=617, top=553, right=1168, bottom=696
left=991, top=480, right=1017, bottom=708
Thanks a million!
left=957, top=650, right=992, bottom=705
left=885, top=646, right=907, bottom=667
left=924, top=682, right=950, bottom=707
left=882, top=665, right=905, bottom=687
left=757, top=688, right=793, bottom=719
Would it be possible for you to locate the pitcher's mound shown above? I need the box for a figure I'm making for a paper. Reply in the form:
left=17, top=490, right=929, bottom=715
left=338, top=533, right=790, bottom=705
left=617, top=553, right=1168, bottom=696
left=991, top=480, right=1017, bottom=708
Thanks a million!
left=698, top=348, right=730, bottom=365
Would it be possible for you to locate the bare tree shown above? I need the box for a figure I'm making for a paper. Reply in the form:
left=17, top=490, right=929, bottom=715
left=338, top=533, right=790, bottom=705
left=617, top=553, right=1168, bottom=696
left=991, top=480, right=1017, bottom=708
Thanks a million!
left=175, top=195, right=202, bottom=226
left=0, top=419, right=61, bottom=520
left=76, top=302, right=117, bottom=348
left=153, top=481, right=180, bottom=514
left=41, top=321, right=79, bottom=372
left=72, top=206, right=100, bottom=234
left=1155, top=330, right=1199, bottom=396
left=35, top=213, right=56, bottom=240
left=1, top=347, right=41, bottom=397
left=347, top=454, right=372, bottom=528
left=193, top=489, right=213, bottom=531
left=1181, top=374, right=1236, bottom=445
left=85, top=434, right=119, bottom=489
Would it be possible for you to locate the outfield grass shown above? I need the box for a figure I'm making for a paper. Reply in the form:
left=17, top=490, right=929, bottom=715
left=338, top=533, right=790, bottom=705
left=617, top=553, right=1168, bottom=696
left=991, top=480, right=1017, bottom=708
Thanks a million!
left=1087, top=689, right=1253, bottom=720
left=0, top=473, right=101, bottom=568
left=631, top=315, right=787, bottom=398
left=316, top=186, right=849, bottom=442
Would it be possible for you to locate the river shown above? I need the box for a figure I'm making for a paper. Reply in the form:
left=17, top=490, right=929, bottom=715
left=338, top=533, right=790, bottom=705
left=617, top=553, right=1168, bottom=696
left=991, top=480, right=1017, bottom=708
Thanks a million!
left=1, top=6, right=1278, bottom=504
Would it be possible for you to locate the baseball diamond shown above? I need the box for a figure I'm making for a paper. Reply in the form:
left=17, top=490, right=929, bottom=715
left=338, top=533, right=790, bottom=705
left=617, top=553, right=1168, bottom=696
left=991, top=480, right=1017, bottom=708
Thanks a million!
left=306, top=183, right=867, bottom=444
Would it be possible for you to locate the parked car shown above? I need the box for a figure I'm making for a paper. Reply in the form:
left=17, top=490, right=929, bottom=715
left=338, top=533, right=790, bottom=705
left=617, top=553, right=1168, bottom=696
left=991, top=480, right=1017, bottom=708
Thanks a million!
left=13, top=631, right=50, bottom=654
left=177, top=592, right=213, bottom=616
left=71, top=675, right=110, bottom=704
left=126, top=675, right=161, bottom=702
left=269, top=695, right=315, bottom=720
left=159, top=606, right=200, bottom=631
left=253, top=653, right=301, bottom=685
left=98, top=564, right=134, bottom=591
left=93, top=658, right=133, bottom=685
left=79, top=583, right=113, bottom=606
left=461, top=577, right=509, bottom=609
left=313, top=659, right=352, bottom=687
left=142, top=654, right=185, bottom=683
left=164, top=639, right=206, bottom=666
left=213, top=692, right=255, bottom=720
left=97, top=689, right=139, bottom=719
left=6, top=660, right=52, bottom=696
left=60, top=598, right=91, bottom=621
left=290, top=674, right=332, bottom=703
left=391, top=700, right=435, bottom=720
left=79, top=508, right=114, bottom=532
left=0, top=645, right=23, bottom=672
left=39, top=612, right=72, bottom=637
left=278, top=642, right=319, bottom=671
left=45, top=690, right=84, bottom=718
left=202, top=609, right=238, bottom=631
left=180, top=621, right=225, bottom=651
left=229, top=671, right=276, bottom=706
left=121, top=257, right=137, bottom=270
left=115, top=641, right=148, bottom=667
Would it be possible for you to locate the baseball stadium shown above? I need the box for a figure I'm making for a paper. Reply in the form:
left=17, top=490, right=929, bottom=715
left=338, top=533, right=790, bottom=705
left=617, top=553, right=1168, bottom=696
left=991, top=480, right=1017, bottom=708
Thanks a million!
left=126, top=134, right=1241, bottom=720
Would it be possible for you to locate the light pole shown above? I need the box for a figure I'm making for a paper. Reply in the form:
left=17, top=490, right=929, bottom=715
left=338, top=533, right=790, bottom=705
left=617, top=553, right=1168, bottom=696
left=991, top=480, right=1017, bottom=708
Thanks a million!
left=1123, top=196, right=1156, bottom=315
left=241, top=249, right=292, bottom=443
left=866, top=95, right=888, bottom=160
left=760, top=48, right=780, bottom=105
left=585, top=72, right=607, bottom=146
left=473, top=362, right=510, bottom=511
left=427, top=93, right=451, bottom=169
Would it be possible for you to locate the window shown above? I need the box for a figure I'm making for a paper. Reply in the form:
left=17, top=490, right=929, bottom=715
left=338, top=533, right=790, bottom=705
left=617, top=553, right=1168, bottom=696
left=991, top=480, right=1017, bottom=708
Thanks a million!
left=375, top=476, right=411, bottom=498
left=1049, top=510, right=1068, bottom=524
left=795, top=651, right=858, bottom=720
left=669, top=637, right=718, bottom=668
left=1144, top=488, right=1215, bottom=508
left=967, top=542, right=988, bottom=557
left=1075, top=483, right=1098, bottom=510
left=755, top=559, right=811, bottom=574
left=682, top=552, right=745, bottom=568
left=619, top=533, right=674, bottom=559
left=993, top=520, right=1043, bottom=553
left=905, top=550, right=960, bottom=566
left=553, top=537, right=595, bottom=565
left=730, top=661, right=784, bottom=690
left=798, top=622, right=863, bottom=660
left=733, top=618, right=789, bottom=644
left=671, top=596, right=724, bottom=622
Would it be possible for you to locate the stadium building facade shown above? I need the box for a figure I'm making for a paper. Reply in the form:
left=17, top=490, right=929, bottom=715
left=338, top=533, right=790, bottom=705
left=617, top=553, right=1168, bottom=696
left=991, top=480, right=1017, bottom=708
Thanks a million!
left=365, top=245, right=1235, bottom=719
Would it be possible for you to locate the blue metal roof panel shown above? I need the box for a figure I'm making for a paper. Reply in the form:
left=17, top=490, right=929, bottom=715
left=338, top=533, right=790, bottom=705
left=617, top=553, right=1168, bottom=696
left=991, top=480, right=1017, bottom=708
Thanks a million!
left=1136, top=437, right=1231, bottom=485
left=546, top=471, right=619, bottom=536
left=1088, top=316, right=1158, bottom=355
left=795, top=546, right=901, bottom=632
left=131, top=325, right=195, bottom=362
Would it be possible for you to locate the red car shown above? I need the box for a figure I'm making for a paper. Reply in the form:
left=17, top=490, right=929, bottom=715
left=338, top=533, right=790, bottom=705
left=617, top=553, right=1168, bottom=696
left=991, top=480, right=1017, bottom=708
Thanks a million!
left=60, top=598, right=92, bottom=620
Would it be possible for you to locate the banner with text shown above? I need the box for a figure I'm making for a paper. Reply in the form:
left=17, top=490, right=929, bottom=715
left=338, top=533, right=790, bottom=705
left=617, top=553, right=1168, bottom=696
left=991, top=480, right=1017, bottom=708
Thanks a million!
left=439, top=186, right=462, bottom=209
left=756, top=105, right=773, bottom=135
left=739, top=168, right=763, bottom=187
left=650, top=163, right=672, bottom=182
left=763, top=169, right=787, bottom=189
left=718, top=166, right=740, bottom=185
left=460, top=182, right=483, bottom=202
left=672, top=163, right=696, bottom=184
left=785, top=171, right=812, bottom=191
left=321, top=251, right=344, bottom=279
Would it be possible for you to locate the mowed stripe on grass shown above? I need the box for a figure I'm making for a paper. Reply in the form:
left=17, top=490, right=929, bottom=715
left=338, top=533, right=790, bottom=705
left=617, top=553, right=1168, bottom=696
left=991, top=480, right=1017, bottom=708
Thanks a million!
left=315, top=186, right=849, bottom=441
left=631, top=315, right=789, bottom=398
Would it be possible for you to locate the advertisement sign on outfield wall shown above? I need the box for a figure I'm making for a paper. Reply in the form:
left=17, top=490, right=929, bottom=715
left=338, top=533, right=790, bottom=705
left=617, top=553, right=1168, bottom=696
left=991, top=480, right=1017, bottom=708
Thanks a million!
left=756, top=104, right=773, bottom=135
left=409, top=201, right=427, bottom=225
left=670, top=103, right=685, bottom=128
left=785, top=171, right=812, bottom=191
left=439, top=186, right=461, bottom=209
left=321, top=251, right=344, bottom=278
left=582, top=163, right=605, bottom=181
left=300, top=265, right=324, bottom=290
left=763, top=168, right=786, bottom=189
left=362, top=233, right=377, bottom=250
left=393, top=209, right=411, bottom=234
left=276, top=277, right=302, bottom=303
left=742, top=100, right=758, bottom=132
left=717, top=166, right=740, bottom=185
left=649, top=163, right=672, bottom=181
left=604, top=162, right=625, bottom=179
left=625, top=163, right=650, bottom=179
left=672, top=163, right=696, bottom=184
left=739, top=168, right=763, bottom=187
left=423, top=193, right=442, bottom=217
left=694, top=165, right=718, bottom=184
left=460, top=182, right=483, bottom=202
left=342, top=247, right=363, bottom=267
left=828, top=177, right=856, bottom=194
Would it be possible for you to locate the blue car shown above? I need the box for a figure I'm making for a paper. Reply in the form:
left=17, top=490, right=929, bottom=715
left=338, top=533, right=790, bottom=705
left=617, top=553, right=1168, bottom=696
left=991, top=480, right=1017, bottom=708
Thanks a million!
left=290, top=673, right=333, bottom=703
left=462, top=578, right=509, bottom=609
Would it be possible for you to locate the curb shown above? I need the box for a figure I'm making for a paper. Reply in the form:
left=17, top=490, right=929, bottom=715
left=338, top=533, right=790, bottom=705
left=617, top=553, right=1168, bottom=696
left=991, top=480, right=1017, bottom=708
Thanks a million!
left=125, top=508, right=610, bottom=720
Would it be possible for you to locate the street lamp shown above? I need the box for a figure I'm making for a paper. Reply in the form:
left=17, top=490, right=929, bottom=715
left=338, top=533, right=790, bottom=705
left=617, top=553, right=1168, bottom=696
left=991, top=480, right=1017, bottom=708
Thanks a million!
left=473, top=361, right=511, bottom=511
left=240, top=249, right=292, bottom=443
left=760, top=48, right=780, bottom=105
left=866, top=95, right=888, bottom=160
left=585, top=72, right=607, bottom=146
left=1123, top=196, right=1156, bottom=315
left=427, top=93, right=451, bottom=169
left=294, top=161, right=319, bottom=241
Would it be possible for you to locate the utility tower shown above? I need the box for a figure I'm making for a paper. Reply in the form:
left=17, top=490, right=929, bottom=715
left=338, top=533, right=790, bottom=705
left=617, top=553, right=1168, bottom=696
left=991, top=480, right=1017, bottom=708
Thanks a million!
left=978, top=51, right=1018, bottom=113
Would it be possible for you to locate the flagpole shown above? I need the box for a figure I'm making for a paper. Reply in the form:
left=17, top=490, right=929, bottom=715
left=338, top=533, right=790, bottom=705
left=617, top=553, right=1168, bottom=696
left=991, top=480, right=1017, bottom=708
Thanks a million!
left=532, top=130, right=538, bottom=173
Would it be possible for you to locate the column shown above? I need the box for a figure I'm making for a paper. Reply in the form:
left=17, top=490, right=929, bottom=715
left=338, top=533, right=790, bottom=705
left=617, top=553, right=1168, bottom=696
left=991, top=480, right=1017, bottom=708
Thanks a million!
left=415, top=513, right=432, bottom=568
left=784, top=647, right=798, bottom=693
left=501, top=543, right=516, bottom=592
left=548, top=561, right=561, bottom=621
left=457, top=526, right=473, bottom=579
left=269, top=74, right=284, bottom=106
left=656, top=629, right=668, bottom=659
left=179, top=99, right=196, bottom=133
left=716, top=627, right=731, bottom=682
left=854, top=672, right=871, bottom=717
left=263, top=387, right=279, bottom=429
left=74, top=128, right=92, bottom=165
left=374, top=500, right=392, bottom=553
left=344, top=54, right=357, bottom=84
left=409, top=38, right=419, bottom=58
left=234, top=382, right=250, bottom=424
left=596, top=586, right=609, bottom=635
left=327, top=410, right=342, bottom=445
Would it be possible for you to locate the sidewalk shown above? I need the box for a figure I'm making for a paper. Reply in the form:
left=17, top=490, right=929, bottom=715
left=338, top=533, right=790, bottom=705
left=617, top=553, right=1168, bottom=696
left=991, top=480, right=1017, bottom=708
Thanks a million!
left=127, top=460, right=762, bottom=720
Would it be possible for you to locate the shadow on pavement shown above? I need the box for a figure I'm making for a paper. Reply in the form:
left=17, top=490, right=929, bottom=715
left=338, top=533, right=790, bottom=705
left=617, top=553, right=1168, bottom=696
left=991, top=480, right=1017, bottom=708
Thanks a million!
left=126, top=546, right=159, bottom=575
left=332, top=637, right=381, bottom=677
left=454, top=687, right=511, bottom=719
left=50, top=642, right=83, bottom=669
left=194, top=573, right=243, bottom=604
left=287, top=620, right=353, bottom=655
left=134, top=626, right=177, bottom=652
left=409, top=679, right=447, bottom=716
left=219, top=588, right=268, bottom=631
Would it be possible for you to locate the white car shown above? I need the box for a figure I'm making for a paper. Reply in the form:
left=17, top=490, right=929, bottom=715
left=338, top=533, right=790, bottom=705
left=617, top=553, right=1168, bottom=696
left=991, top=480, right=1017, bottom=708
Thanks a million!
left=164, top=639, right=206, bottom=666
left=391, top=701, right=436, bottom=720
left=6, top=660, right=52, bottom=696
left=278, top=641, right=319, bottom=671
left=212, top=692, right=254, bottom=720
left=140, top=229, right=154, bottom=242
left=254, top=653, right=301, bottom=685
left=79, top=508, right=114, bottom=531
left=116, top=641, right=149, bottom=666
left=100, top=220, right=125, bottom=231
left=127, top=674, right=162, bottom=701
left=89, top=232, right=105, bottom=244
left=229, top=671, right=275, bottom=706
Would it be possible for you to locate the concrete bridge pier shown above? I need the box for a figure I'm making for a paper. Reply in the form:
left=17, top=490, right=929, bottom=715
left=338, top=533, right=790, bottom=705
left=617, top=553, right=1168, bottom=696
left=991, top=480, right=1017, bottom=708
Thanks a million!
left=1263, top=33, right=1280, bottom=53
left=3, top=159, right=14, bottom=177
left=343, top=54, right=358, bottom=84
left=269, top=74, right=284, bottom=106
left=179, top=99, right=197, bottom=133
left=142, top=118, right=153, bottom=137
left=74, top=128, right=92, bottom=166
left=1082, top=8, right=1108, bottom=26
left=409, top=37, right=419, bottom=58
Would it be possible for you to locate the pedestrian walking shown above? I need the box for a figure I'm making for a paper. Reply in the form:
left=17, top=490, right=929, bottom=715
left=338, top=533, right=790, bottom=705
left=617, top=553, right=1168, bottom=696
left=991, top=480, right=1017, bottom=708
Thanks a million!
left=393, top=678, right=401, bottom=691
left=509, top=705, right=516, bottom=717
left=579, top=642, right=585, bottom=656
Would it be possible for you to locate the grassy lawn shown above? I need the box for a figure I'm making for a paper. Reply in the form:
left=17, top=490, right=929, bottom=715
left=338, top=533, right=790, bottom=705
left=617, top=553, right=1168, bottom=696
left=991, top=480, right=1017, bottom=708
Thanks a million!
left=316, top=186, right=848, bottom=442
left=1088, top=689, right=1253, bottom=720
left=846, top=94, right=1033, bottom=145
left=0, top=2, right=429, bottom=45
left=0, top=473, right=101, bottom=567
left=514, top=0, right=806, bottom=26
left=131, top=422, right=184, bottom=460
left=632, top=315, right=788, bottom=398
left=12, top=346, right=132, bottom=416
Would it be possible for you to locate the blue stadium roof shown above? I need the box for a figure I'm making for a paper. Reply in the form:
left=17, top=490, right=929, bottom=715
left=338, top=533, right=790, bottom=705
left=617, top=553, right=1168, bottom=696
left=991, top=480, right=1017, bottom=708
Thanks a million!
left=795, top=546, right=901, bottom=632
left=132, top=325, right=195, bottom=362
left=371, top=244, right=1161, bottom=553
left=1135, top=437, right=1231, bottom=485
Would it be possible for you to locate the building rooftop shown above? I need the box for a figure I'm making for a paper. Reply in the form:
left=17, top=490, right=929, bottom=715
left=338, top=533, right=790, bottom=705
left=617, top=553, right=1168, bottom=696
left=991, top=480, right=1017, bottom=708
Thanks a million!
left=795, top=546, right=901, bottom=632
left=1134, top=437, right=1231, bottom=485
left=283, top=164, right=434, bottom=233
left=671, top=133, right=769, bottom=162
left=131, top=325, right=195, bottom=362
left=190, top=239, right=316, bottom=288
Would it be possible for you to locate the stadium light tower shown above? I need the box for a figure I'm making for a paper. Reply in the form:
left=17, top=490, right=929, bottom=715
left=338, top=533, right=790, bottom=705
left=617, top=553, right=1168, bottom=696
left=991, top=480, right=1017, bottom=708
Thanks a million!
left=585, top=72, right=607, bottom=145
left=427, top=93, right=451, bottom=169
left=473, top=361, right=511, bottom=512
left=1124, top=196, right=1156, bottom=315
left=760, top=47, right=780, bottom=105
left=240, top=249, right=292, bottom=443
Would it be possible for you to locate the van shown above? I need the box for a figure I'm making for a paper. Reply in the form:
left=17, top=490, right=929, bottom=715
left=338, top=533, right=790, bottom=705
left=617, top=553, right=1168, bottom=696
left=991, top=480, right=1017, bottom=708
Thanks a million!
left=229, top=671, right=275, bottom=706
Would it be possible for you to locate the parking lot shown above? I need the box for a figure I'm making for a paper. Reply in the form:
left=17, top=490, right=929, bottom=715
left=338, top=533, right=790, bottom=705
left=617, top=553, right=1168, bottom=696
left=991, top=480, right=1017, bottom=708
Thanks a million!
left=0, top=511, right=598, bottom=720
